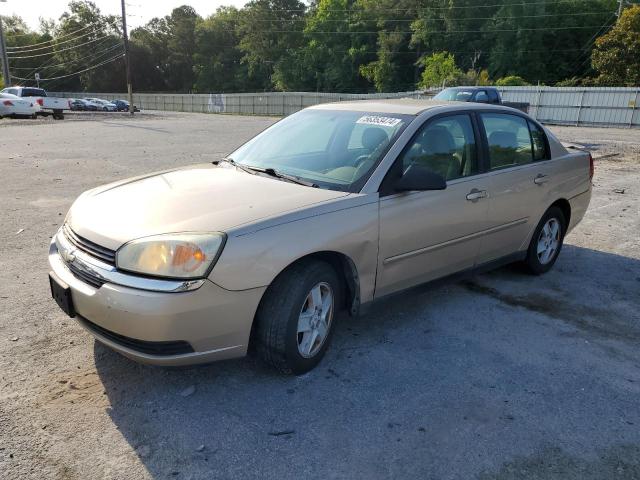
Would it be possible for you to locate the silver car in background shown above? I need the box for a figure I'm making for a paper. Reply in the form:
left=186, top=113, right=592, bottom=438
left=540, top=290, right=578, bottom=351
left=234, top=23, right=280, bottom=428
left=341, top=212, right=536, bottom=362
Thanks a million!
left=84, top=98, right=117, bottom=112
left=48, top=100, right=592, bottom=374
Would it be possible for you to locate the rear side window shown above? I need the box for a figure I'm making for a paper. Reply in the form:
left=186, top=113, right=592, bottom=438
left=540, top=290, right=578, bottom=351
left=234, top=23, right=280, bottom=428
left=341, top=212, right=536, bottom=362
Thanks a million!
left=481, top=113, right=533, bottom=169
left=21, top=88, right=47, bottom=97
left=487, top=89, right=500, bottom=103
left=529, top=121, right=549, bottom=161
left=475, top=91, right=489, bottom=103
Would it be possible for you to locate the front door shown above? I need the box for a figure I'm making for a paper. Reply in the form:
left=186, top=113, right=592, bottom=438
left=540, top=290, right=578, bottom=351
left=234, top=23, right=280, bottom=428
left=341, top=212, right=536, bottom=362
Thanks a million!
left=376, top=113, right=491, bottom=297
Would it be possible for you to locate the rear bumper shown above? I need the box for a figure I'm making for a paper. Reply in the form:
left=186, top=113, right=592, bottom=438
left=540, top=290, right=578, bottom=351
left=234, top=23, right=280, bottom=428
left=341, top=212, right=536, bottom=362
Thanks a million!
left=49, top=239, right=266, bottom=366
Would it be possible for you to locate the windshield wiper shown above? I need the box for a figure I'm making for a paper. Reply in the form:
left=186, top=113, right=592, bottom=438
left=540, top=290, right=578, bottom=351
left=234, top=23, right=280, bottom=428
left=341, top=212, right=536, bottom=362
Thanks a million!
left=247, top=166, right=318, bottom=188
left=214, top=158, right=317, bottom=187
left=214, top=157, right=257, bottom=176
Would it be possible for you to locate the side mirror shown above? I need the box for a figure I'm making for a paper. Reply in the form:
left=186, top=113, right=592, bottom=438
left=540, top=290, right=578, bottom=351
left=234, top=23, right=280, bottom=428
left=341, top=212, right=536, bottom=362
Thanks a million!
left=394, top=164, right=447, bottom=192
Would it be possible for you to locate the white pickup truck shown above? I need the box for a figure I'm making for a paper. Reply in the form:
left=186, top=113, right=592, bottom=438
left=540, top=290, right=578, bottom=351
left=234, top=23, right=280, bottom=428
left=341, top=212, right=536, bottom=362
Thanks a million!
left=0, top=87, right=70, bottom=120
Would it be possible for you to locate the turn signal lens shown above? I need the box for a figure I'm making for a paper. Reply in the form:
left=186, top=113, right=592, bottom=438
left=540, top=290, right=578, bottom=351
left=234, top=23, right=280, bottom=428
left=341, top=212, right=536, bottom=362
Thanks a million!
left=116, top=233, right=225, bottom=279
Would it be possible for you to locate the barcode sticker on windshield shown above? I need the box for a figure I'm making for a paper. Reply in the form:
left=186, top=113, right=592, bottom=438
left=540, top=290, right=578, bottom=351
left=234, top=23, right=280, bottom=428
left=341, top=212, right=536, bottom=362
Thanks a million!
left=356, top=115, right=402, bottom=127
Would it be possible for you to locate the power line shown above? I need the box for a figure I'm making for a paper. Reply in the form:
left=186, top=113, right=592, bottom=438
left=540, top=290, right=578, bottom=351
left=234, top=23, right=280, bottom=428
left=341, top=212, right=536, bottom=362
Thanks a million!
left=565, top=12, right=618, bottom=77
left=233, top=11, right=613, bottom=23
left=241, top=0, right=611, bottom=13
left=7, top=34, right=115, bottom=59
left=9, top=42, right=122, bottom=78
left=6, top=23, right=99, bottom=50
left=227, top=24, right=616, bottom=35
left=10, top=53, right=124, bottom=81
left=12, top=37, right=117, bottom=80
left=6, top=29, right=102, bottom=54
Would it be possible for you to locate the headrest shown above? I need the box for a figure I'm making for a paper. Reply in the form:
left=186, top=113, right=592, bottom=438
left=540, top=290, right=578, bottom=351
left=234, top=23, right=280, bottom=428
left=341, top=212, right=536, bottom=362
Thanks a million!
left=421, top=126, right=455, bottom=155
left=362, top=127, right=389, bottom=151
left=489, top=131, right=518, bottom=149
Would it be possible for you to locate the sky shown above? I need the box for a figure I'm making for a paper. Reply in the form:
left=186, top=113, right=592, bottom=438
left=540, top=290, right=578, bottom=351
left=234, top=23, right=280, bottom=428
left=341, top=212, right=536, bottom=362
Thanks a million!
left=1, top=0, right=250, bottom=30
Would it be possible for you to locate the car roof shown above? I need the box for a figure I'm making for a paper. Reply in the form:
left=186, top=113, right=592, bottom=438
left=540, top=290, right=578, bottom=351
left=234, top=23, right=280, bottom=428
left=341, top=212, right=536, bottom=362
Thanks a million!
left=308, top=98, right=516, bottom=116
left=444, top=86, right=497, bottom=91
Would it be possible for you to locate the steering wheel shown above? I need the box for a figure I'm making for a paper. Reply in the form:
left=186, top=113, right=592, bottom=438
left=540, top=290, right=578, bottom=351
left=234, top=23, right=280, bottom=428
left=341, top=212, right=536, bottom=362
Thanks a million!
left=351, top=154, right=371, bottom=167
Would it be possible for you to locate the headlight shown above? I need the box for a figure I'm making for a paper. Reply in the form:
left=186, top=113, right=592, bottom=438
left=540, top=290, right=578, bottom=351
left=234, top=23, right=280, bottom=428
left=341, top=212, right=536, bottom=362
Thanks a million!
left=116, top=233, right=226, bottom=279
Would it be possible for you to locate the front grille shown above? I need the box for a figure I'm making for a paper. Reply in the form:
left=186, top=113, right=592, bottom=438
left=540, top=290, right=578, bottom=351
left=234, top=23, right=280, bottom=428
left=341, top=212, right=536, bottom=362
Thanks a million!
left=67, top=262, right=105, bottom=289
left=63, top=224, right=116, bottom=265
left=79, top=317, right=195, bottom=356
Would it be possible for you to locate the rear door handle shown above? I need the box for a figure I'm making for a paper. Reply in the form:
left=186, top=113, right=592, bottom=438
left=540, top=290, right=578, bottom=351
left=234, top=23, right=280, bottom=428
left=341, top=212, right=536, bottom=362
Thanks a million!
left=466, top=189, right=488, bottom=202
left=534, top=174, right=549, bottom=185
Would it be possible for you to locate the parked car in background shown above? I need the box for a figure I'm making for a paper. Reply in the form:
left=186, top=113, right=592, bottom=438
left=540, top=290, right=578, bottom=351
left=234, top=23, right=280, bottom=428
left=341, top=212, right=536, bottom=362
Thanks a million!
left=48, top=100, right=592, bottom=374
left=0, top=92, right=41, bottom=119
left=84, top=98, right=117, bottom=112
left=1, top=86, right=69, bottom=119
left=434, top=87, right=529, bottom=113
left=69, top=99, right=96, bottom=111
left=81, top=99, right=104, bottom=111
left=112, top=99, right=140, bottom=112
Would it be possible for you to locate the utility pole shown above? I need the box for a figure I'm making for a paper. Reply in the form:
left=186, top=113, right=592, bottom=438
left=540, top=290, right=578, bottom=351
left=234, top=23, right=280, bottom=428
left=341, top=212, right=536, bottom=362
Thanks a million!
left=0, top=14, right=11, bottom=88
left=120, top=0, right=133, bottom=114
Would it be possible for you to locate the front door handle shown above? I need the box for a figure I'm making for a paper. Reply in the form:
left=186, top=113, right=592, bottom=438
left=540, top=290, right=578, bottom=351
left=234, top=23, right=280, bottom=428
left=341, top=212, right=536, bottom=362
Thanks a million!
left=466, top=189, right=488, bottom=202
left=534, top=174, right=550, bottom=185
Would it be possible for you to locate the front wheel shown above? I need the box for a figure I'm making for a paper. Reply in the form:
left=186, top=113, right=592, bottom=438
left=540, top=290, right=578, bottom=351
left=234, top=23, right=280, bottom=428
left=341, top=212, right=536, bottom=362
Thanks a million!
left=524, top=206, right=566, bottom=275
left=255, top=260, right=341, bottom=374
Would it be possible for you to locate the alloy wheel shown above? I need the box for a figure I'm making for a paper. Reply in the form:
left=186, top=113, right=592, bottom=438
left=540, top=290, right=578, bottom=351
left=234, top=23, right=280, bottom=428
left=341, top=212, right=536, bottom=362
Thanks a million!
left=537, top=218, right=561, bottom=265
left=296, top=282, right=334, bottom=358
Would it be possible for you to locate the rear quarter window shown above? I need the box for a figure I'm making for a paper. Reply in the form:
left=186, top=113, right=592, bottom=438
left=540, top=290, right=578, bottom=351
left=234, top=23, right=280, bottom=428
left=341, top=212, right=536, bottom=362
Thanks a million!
left=21, top=88, right=47, bottom=97
left=529, top=121, right=549, bottom=160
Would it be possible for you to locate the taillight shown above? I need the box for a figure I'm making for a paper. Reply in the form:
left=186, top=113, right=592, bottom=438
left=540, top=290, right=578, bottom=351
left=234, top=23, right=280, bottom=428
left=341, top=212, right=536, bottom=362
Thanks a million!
left=588, top=152, right=594, bottom=180
left=3, top=100, right=13, bottom=106
left=36, top=98, right=44, bottom=106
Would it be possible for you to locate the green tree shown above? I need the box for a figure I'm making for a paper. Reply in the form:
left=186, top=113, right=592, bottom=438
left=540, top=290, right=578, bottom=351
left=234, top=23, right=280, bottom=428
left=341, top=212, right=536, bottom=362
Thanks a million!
left=495, top=75, right=530, bottom=86
left=488, top=0, right=615, bottom=84
left=165, top=6, right=200, bottom=91
left=274, top=0, right=375, bottom=92
left=418, top=51, right=462, bottom=88
left=591, top=5, right=640, bottom=86
left=193, top=7, right=253, bottom=92
left=237, top=0, right=307, bottom=91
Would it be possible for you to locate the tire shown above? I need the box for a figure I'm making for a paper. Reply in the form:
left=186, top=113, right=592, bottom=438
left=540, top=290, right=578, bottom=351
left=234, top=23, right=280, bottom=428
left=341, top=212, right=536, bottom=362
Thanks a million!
left=255, top=259, right=342, bottom=374
left=524, top=206, right=566, bottom=275
left=103, top=107, right=108, bottom=111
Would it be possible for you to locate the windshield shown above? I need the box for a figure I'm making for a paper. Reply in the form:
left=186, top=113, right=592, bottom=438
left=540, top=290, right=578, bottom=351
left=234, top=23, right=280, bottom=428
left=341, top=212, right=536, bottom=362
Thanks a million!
left=228, top=109, right=412, bottom=191
left=434, top=88, right=473, bottom=102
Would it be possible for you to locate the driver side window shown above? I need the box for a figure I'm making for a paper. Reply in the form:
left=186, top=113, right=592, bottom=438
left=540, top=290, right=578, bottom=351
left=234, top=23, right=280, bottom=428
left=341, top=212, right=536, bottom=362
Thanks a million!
left=400, top=114, right=478, bottom=181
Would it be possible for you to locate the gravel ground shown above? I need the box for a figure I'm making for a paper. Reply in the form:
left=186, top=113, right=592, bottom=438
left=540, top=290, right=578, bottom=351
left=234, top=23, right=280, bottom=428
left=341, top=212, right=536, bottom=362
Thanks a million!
left=1, top=112, right=639, bottom=480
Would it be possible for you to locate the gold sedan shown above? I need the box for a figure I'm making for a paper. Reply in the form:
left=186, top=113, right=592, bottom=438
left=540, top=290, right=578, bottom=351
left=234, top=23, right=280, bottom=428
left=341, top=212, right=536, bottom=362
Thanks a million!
left=49, top=100, right=592, bottom=374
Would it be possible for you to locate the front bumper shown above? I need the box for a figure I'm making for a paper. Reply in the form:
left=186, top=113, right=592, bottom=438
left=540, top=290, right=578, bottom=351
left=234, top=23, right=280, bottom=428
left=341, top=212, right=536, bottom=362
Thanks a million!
left=49, top=239, right=266, bottom=366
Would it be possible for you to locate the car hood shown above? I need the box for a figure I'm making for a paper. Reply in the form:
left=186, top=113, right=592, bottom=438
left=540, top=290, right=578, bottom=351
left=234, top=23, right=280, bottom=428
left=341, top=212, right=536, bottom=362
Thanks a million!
left=67, top=164, right=349, bottom=250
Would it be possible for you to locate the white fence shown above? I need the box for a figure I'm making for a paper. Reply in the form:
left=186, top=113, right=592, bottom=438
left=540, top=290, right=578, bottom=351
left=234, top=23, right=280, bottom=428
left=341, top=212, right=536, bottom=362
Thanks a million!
left=52, top=87, right=640, bottom=128
left=498, top=86, right=640, bottom=128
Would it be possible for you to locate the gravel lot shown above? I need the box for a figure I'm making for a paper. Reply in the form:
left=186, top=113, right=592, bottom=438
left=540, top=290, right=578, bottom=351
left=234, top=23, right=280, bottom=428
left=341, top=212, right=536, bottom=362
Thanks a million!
left=1, top=112, right=639, bottom=480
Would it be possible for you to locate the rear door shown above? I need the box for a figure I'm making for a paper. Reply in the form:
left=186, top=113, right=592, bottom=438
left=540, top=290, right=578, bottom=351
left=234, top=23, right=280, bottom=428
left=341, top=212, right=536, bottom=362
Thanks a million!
left=376, top=113, right=491, bottom=297
left=475, top=112, right=554, bottom=264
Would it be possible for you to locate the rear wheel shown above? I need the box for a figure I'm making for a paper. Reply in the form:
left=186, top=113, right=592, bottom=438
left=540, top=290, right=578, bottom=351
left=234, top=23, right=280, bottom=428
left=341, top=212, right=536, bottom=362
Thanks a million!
left=524, top=206, right=566, bottom=274
left=255, top=259, right=341, bottom=374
